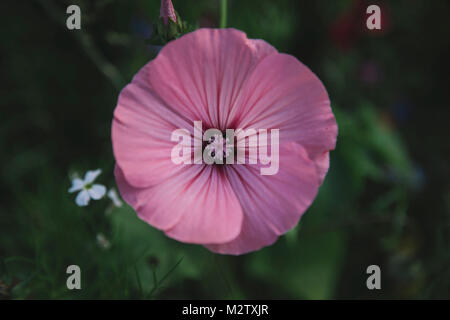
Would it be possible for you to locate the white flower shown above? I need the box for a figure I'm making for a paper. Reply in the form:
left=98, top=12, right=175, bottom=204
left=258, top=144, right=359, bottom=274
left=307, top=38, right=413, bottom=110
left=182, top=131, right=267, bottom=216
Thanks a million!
left=107, top=188, right=123, bottom=208
left=69, top=169, right=106, bottom=206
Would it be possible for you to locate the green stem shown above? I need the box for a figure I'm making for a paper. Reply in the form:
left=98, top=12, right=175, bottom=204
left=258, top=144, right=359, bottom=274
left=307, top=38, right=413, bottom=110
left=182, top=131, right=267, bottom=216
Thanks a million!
left=220, top=0, right=228, bottom=28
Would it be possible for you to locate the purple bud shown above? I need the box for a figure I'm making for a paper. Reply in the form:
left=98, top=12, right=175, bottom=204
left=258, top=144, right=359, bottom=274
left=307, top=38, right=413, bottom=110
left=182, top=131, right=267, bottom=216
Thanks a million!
left=160, top=0, right=177, bottom=25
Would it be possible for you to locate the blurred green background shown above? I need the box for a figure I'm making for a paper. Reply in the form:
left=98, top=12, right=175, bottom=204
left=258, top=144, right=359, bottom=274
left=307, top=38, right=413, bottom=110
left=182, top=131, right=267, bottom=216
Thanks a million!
left=1, top=0, right=449, bottom=299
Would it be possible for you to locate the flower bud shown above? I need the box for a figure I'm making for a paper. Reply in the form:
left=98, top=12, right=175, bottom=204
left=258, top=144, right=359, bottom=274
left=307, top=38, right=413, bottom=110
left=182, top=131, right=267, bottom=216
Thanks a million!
left=160, top=0, right=177, bottom=25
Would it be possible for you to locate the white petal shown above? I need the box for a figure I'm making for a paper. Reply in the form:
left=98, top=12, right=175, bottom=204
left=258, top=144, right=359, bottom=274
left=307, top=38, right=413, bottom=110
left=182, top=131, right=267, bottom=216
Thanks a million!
left=88, top=184, right=106, bottom=200
left=107, top=189, right=123, bottom=207
left=84, top=169, right=102, bottom=184
left=68, top=178, right=84, bottom=193
left=75, top=190, right=90, bottom=207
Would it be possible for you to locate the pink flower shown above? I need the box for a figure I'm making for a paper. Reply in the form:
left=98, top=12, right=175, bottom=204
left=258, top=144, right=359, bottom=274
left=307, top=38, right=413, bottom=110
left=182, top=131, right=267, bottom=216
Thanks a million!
left=160, top=0, right=177, bottom=25
left=112, top=28, right=338, bottom=255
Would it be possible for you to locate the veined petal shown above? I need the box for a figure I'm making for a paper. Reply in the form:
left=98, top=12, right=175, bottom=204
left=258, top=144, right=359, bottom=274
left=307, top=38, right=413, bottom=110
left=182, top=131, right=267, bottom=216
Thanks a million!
left=230, top=53, right=338, bottom=162
left=115, top=165, right=243, bottom=244
left=147, top=28, right=277, bottom=130
left=164, top=166, right=243, bottom=244
left=206, top=142, right=319, bottom=255
left=112, top=66, right=194, bottom=189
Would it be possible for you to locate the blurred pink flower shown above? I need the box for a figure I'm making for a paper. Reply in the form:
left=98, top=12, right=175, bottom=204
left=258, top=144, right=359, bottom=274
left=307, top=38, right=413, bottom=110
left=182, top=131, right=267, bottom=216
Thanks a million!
left=329, top=0, right=365, bottom=50
left=330, top=0, right=391, bottom=50
left=160, top=0, right=177, bottom=25
left=112, top=28, right=337, bottom=255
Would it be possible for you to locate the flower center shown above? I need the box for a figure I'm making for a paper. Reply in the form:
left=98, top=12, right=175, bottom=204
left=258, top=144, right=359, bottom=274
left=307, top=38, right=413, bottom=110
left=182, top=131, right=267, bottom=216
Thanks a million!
left=203, top=133, right=233, bottom=164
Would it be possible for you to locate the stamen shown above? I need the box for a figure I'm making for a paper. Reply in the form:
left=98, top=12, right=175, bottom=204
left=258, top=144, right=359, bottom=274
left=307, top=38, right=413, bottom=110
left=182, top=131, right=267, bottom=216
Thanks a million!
left=204, top=133, right=233, bottom=163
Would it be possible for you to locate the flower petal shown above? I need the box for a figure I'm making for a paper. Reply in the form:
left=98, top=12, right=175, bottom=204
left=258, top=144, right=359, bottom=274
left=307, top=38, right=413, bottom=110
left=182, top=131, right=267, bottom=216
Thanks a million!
left=147, top=28, right=277, bottom=130
left=206, top=142, right=319, bottom=255
left=88, top=184, right=106, bottom=200
left=314, top=151, right=330, bottom=184
left=75, top=190, right=90, bottom=207
left=84, top=169, right=102, bottom=184
left=115, top=165, right=243, bottom=244
left=107, top=188, right=123, bottom=207
left=68, top=178, right=84, bottom=193
left=230, top=52, right=338, bottom=162
left=112, top=65, right=194, bottom=189
left=164, top=166, right=244, bottom=244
